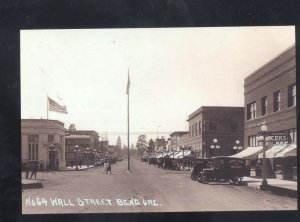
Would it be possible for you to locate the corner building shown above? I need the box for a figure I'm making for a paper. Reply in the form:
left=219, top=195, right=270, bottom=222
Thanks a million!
left=244, top=45, right=296, bottom=180
left=21, top=119, right=66, bottom=170
left=186, top=106, right=244, bottom=158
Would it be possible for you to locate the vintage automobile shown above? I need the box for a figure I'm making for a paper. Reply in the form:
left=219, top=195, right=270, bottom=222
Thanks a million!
left=148, top=153, right=157, bottom=165
left=190, top=158, right=212, bottom=181
left=198, top=156, right=250, bottom=185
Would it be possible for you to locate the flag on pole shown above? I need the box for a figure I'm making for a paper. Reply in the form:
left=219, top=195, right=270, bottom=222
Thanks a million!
left=48, top=97, right=68, bottom=114
left=126, top=69, right=130, bottom=95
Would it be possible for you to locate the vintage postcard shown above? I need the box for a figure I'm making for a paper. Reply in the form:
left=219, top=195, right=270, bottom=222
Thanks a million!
left=21, top=27, right=296, bottom=214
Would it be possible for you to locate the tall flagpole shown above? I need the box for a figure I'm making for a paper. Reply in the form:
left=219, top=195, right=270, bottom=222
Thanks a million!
left=47, top=93, right=49, bottom=120
left=127, top=69, right=130, bottom=172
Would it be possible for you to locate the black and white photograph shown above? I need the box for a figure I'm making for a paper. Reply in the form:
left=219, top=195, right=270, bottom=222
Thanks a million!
left=20, top=26, right=296, bottom=214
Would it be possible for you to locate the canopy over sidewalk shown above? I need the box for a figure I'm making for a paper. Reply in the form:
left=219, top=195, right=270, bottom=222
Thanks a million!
left=230, top=146, right=263, bottom=159
left=258, top=144, right=288, bottom=158
left=275, top=143, right=297, bottom=158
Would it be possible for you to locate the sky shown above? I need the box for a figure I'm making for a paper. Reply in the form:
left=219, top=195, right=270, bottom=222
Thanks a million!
left=21, top=26, right=295, bottom=146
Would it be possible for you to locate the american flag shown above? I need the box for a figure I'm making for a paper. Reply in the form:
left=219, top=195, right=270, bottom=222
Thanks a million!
left=48, top=97, right=68, bottom=114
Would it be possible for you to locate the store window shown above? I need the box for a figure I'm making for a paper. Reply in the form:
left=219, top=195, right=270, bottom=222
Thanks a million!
left=247, top=102, right=256, bottom=120
left=261, top=96, right=267, bottom=116
left=273, top=90, right=281, bottom=112
left=288, top=84, right=296, bottom=107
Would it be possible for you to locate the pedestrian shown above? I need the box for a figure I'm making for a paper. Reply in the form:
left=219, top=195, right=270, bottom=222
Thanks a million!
left=107, top=159, right=112, bottom=174
left=30, top=162, right=38, bottom=180
left=71, top=161, right=74, bottom=168
left=25, top=161, right=29, bottom=179
left=40, top=160, right=44, bottom=172
left=79, top=160, right=82, bottom=168
left=56, top=159, right=59, bottom=170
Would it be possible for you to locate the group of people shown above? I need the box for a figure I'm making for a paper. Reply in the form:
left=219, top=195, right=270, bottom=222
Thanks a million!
left=24, top=161, right=41, bottom=180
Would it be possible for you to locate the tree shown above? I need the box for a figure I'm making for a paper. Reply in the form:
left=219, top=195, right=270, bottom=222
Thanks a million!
left=130, top=143, right=135, bottom=149
left=68, top=123, right=76, bottom=131
left=148, top=139, right=155, bottom=153
left=116, top=136, right=122, bottom=148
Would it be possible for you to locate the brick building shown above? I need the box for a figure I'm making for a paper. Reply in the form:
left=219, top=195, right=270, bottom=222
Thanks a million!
left=185, top=106, right=244, bottom=158
left=169, top=131, right=189, bottom=151
left=65, top=130, right=99, bottom=165
left=244, top=45, right=296, bottom=180
left=21, top=119, right=66, bottom=170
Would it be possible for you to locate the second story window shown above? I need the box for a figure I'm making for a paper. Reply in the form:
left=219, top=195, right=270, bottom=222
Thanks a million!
left=189, top=126, right=191, bottom=137
left=273, top=90, right=280, bottom=112
left=48, top=134, right=54, bottom=143
left=195, top=123, right=197, bottom=136
left=288, top=84, right=296, bottom=107
left=199, top=121, right=201, bottom=134
left=247, top=102, right=256, bottom=120
left=230, top=122, right=239, bottom=133
left=208, top=121, right=217, bottom=133
left=261, top=96, right=267, bottom=116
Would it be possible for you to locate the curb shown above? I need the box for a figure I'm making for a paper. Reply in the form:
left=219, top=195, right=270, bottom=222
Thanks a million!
left=22, top=182, right=43, bottom=189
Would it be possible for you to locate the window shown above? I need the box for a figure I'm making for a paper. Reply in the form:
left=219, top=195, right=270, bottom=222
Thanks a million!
left=199, top=121, right=201, bottom=134
left=288, top=84, right=296, bottom=107
left=261, top=96, right=267, bottom=116
left=28, top=134, right=39, bottom=160
left=48, top=134, right=54, bottom=143
left=208, top=121, right=217, bottom=133
left=289, top=129, right=297, bottom=143
left=195, top=123, right=197, bottom=136
left=248, top=135, right=258, bottom=147
left=273, top=90, right=280, bottom=112
left=230, top=122, right=239, bottom=133
left=189, top=126, right=191, bottom=137
left=247, top=102, right=256, bottom=120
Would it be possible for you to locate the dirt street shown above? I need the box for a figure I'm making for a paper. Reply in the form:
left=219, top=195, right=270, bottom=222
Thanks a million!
left=22, top=158, right=297, bottom=214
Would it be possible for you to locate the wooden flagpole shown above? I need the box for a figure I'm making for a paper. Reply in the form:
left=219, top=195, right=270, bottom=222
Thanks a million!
left=127, top=68, right=130, bottom=172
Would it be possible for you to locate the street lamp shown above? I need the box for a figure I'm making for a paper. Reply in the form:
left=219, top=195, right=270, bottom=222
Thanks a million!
left=85, top=147, right=91, bottom=167
left=233, top=140, right=243, bottom=154
left=93, top=149, right=97, bottom=165
left=74, top=145, right=80, bottom=170
left=210, top=138, right=220, bottom=157
left=258, top=124, right=269, bottom=190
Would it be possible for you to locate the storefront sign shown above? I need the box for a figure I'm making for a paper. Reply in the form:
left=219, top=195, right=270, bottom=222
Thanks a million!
left=269, top=132, right=288, bottom=142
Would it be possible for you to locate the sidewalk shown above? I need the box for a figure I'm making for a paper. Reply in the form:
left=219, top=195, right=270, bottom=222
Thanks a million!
left=243, top=177, right=297, bottom=198
left=22, top=165, right=98, bottom=189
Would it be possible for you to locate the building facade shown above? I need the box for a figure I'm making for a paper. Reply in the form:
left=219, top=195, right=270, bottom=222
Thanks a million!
left=185, top=106, right=244, bottom=158
left=169, top=131, right=189, bottom=151
left=65, top=130, right=99, bottom=165
left=21, top=119, right=66, bottom=170
left=244, top=45, right=296, bottom=180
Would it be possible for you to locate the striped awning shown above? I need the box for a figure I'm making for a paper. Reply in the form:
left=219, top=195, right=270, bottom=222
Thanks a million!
left=275, top=143, right=297, bottom=158
left=258, top=144, right=288, bottom=158
left=230, top=146, right=263, bottom=159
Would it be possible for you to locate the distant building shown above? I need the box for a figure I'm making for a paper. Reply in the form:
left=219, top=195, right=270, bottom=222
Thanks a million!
left=185, top=106, right=244, bottom=158
left=65, top=130, right=99, bottom=166
left=155, top=137, right=166, bottom=152
left=244, top=45, right=296, bottom=180
left=21, top=119, right=66, bottom=170
left=169, top=131, right=189, bottom=151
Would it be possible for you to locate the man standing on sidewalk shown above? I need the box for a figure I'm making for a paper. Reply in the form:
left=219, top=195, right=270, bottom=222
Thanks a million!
left=30, top=162, right=38, bottom=180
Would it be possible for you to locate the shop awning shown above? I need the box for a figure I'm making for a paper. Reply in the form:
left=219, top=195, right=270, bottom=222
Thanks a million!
left=177, top=150, right=192, bottom=159
left=258, top=144, right=288, bottom=158
left=230, top=146, right=263, bottom=159
left=274, top=143, right=297, bottom=158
